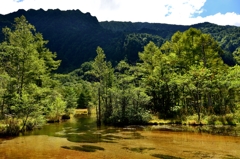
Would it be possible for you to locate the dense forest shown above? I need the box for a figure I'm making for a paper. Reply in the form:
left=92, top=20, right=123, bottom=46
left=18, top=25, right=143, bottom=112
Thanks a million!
left=0, top=9, right=240, bottom=72
left=0, top=11, right=240, bottom=136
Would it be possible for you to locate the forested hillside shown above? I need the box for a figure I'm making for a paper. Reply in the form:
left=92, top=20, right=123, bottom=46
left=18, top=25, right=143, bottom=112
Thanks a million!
left=0, top=9, right=240, bottom=72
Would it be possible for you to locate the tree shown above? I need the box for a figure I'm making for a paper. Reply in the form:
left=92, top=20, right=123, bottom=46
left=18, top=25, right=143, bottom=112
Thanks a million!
left=233, top=47, right=240, bottom=64
left=91, top=46, right=114, bottom=125
left=77, top=90, right=91, bottom=109
left=111, top=60, right=151, bottom=125
left=0, top=16, right=61, bottom=131
left=0, top=70, right=10, bottom=118
left=136, top=28, right=229, bottom=121
left=138, top=41, right=179, bottom=118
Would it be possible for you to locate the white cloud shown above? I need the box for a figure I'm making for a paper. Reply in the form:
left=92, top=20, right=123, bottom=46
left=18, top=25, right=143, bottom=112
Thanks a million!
left=164, top=0, right=205, bottom=18
left=202, top=12, right=240, bottom=26
left=0, top=0, right=240, bottom=26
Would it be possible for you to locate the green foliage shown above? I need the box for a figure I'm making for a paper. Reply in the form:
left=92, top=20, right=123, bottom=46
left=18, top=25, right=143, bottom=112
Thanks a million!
left=77, top=91, right=91, bottom=109
left=206, top=114, right=237, bottom=125
left=87, top=47, right=152, bottom=125
left=5, top=118, right=20, bottom=136
left=123, top=33, right=164, bottom=62
left=0, top=16, right=61, bottom=133
left=75, top=28, right=240, bottom=125
left=106, top=86, right=151, bottom=125
left=44, top=90, right=66, bottom=121
left=135, top=28, right=240, bottom=122
left=233, top=47, right=240, bottom=64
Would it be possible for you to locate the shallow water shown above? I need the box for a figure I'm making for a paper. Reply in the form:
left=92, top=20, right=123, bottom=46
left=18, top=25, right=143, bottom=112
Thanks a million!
left=0, top=116, right=240, bottom=159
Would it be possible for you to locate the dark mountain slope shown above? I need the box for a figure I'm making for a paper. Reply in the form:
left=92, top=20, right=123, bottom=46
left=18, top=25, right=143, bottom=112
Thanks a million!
left=0, top=9, right=239, bottom=72
left=100, top=21, right=188, bottom=39
left=0, top=9, right=123, bottom=72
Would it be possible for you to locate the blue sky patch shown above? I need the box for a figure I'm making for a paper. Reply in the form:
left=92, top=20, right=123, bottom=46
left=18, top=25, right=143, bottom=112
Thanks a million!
left=15, top=0, right=24, bottom=2
left=199, top=0, right=240, bottom=17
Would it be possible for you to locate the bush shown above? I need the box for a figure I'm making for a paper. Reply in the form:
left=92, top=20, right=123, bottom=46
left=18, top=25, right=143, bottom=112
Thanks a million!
left=105, top=107, right=152, bottom=126
left=26, top=121, right=35, bottom=131
left=25, top=117, right=45, bottom=131
left=225, top=114, right=237, bottom=125
left=207, top=115, right=218, bottom=125
left=125, top=107, right=152, bottom=125
left=0, top=124, right=7, bottom=135
left=214, top=120, right=223, bottom=125
left=5, top=118, right=20, bottom=136
left=219, top=116, right=228, bottom=125
left=185, top=114, right=198, bottom=125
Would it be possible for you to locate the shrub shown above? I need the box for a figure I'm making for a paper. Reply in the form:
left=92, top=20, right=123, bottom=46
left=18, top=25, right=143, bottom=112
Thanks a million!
left=214, top=120, right=223, bottom=125
left=219, top=116, right=227, bottom=125
left=5, top=118, right=20, bottom=136
left=0, top=124, right=7, bottom=135
left=105, top=107, right=152, bottom=126
left=126, top=107, right=152, bottom=125
left=185, top=114, right=198, bottom=125
left=225, top=114, right=237, bottom=125
left=207, top=115, right=218, bottom=125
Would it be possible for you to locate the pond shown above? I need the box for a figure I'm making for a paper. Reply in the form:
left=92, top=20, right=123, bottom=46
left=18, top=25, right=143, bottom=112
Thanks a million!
left=0, top=115, right=240, bottom=159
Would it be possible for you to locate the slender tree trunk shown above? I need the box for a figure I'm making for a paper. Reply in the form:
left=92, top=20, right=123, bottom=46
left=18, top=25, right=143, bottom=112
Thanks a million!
left=121, top=92, right=126, bottom=123
left=21, top=111, right=29, bottom=132
left=207, top=92, right=213, bottom=114
left=20, top=62, right=25, bottom=98
left=97, top=87, right=101, bottom=126
left=0, top=99, right=4, bottom=119
left=109, top=92, right=112, bottom=116
left=202, top=43, right=207, bottom=67
left=196, top=84, right=201, bottom=122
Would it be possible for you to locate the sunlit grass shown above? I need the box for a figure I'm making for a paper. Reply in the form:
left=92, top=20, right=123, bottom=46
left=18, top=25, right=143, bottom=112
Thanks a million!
left=149, top=113, right=240, bottom=126
left=149, top=116, right=172, bottom=125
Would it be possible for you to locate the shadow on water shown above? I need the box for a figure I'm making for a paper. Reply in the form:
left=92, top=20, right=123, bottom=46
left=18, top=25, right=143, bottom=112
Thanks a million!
left=151, top=154, right=183, bottom=159
left=24, top=115, right=144, bottom=143
left=61, top=145, right=105, bottom=152
left=122, top=146, right=155, bottom=153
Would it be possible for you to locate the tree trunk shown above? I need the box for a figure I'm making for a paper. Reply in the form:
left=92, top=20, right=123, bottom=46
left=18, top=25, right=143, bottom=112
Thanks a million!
left=97, top=87, right=101, bottom=126
left=0, top=99, right=4, bottom=119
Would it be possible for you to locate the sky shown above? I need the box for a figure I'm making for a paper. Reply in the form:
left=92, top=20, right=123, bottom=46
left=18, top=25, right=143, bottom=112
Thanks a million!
left=1, top=0, right=240, bottom=26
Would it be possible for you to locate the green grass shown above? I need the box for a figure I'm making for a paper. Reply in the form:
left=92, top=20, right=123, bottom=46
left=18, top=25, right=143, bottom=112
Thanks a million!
left=149, top=113, right=240, bottom=126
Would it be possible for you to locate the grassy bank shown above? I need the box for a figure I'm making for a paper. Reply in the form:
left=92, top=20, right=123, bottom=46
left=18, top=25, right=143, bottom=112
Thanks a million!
left=149, top=113, right=240, bottom=126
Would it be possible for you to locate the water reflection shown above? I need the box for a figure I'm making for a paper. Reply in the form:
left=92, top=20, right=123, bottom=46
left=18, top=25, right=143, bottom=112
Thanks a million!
left=24, top=115, right=240, bottom=141
left=24, top=116, right=144, bottom=144
left=149, top=124, right=240, bottom=136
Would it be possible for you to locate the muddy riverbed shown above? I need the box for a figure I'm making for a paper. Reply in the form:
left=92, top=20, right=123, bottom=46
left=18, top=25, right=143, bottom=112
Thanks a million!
left=0, top=116, right=240, bottom=159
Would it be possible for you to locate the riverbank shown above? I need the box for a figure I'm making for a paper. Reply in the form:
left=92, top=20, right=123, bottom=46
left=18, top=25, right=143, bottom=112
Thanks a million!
left=149, top=113, right=240, bottom=126
left=1, top=113, right=239, bottom=137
